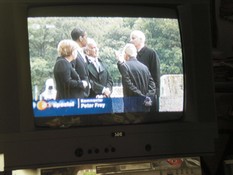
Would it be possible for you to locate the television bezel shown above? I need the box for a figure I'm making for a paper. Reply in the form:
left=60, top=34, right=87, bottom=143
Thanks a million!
left=1, top=0, right=218, bottom=170
left=27, top=4, right=185, bottom=128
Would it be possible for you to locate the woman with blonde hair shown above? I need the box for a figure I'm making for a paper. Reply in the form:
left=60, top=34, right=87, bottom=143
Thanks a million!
left=54, top=39, right=88, bottom=99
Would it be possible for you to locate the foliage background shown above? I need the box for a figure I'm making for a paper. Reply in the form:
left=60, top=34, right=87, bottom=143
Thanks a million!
left=28, top=17, right=183, bottom=94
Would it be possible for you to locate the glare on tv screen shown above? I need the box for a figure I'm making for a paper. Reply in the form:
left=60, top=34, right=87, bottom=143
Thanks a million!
left=28, top=16, right=183, bottom=128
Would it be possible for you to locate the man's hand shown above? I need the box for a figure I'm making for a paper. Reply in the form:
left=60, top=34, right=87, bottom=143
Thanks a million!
left=144, top=96, right=152, bottom=106
left=103, top=87, right=111, bottom=97
left=82, top=80, right=88, bottom=88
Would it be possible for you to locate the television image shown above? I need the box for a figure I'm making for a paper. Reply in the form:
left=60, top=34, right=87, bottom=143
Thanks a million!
left=0, top=0, right=218, bottom=171
left=28, top=15, right=184, bottom=128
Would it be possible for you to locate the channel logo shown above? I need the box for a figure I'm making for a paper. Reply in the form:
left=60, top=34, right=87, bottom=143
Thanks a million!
left=36, top=100, right=76, bottom=111
left=37, top=100, right=48, bottom=110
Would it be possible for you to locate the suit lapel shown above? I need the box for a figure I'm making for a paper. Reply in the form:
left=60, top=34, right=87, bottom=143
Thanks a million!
left=88, top=63, right=99, bottom=79
left=77, top=51, right=85, bottom=63
left=99, top=63, right=104, bottom=72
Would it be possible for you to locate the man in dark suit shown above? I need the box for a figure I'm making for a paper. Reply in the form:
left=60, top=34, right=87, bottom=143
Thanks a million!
left=71, top=27, right=91, bottom=98
left=85, top=38, right=113, bottom=98
left=117, top=43, right=156, bottom=112
left=130, top=30, right=160, bottom=111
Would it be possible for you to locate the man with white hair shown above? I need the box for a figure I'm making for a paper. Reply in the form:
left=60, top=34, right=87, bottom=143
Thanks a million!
left=130, top=30, right=160, bottom=111
left=85, top=38, right=113, bottom=98
left=117, top=43, right=156, bottom=112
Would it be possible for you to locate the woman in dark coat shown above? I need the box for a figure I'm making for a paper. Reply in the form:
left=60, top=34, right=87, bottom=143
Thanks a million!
left=54, top=39, right=88, bottom=99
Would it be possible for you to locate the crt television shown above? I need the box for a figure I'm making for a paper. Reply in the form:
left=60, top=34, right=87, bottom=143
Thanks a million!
left=0, top=0, right=217, bottom=171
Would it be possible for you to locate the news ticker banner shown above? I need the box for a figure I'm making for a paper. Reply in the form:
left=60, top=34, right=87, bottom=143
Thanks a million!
left=33, top=97, right=125, bottom=117
left=33, top=96, right=148, bottom=117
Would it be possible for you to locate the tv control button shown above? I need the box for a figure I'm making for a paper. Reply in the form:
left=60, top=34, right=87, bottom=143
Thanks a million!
left=111, top=147, right=116, bottom=152
left=145, top=144, right=152, bottom=151
left=75, top=148, right=84, bottom=157
left=94, top=148, right=100, bottom=154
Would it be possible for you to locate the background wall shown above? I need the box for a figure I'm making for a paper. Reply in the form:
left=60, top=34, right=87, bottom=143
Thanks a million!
left=214, top=0, right=233, bottom=58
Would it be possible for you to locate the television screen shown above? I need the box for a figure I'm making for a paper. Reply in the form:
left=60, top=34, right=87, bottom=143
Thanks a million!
left=28, top=9, right=184, bottom=128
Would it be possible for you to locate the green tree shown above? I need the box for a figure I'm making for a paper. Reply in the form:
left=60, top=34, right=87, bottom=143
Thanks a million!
left=28, top=17, right=183, bottom=91
left=132, top=18, right=183, bottom=75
